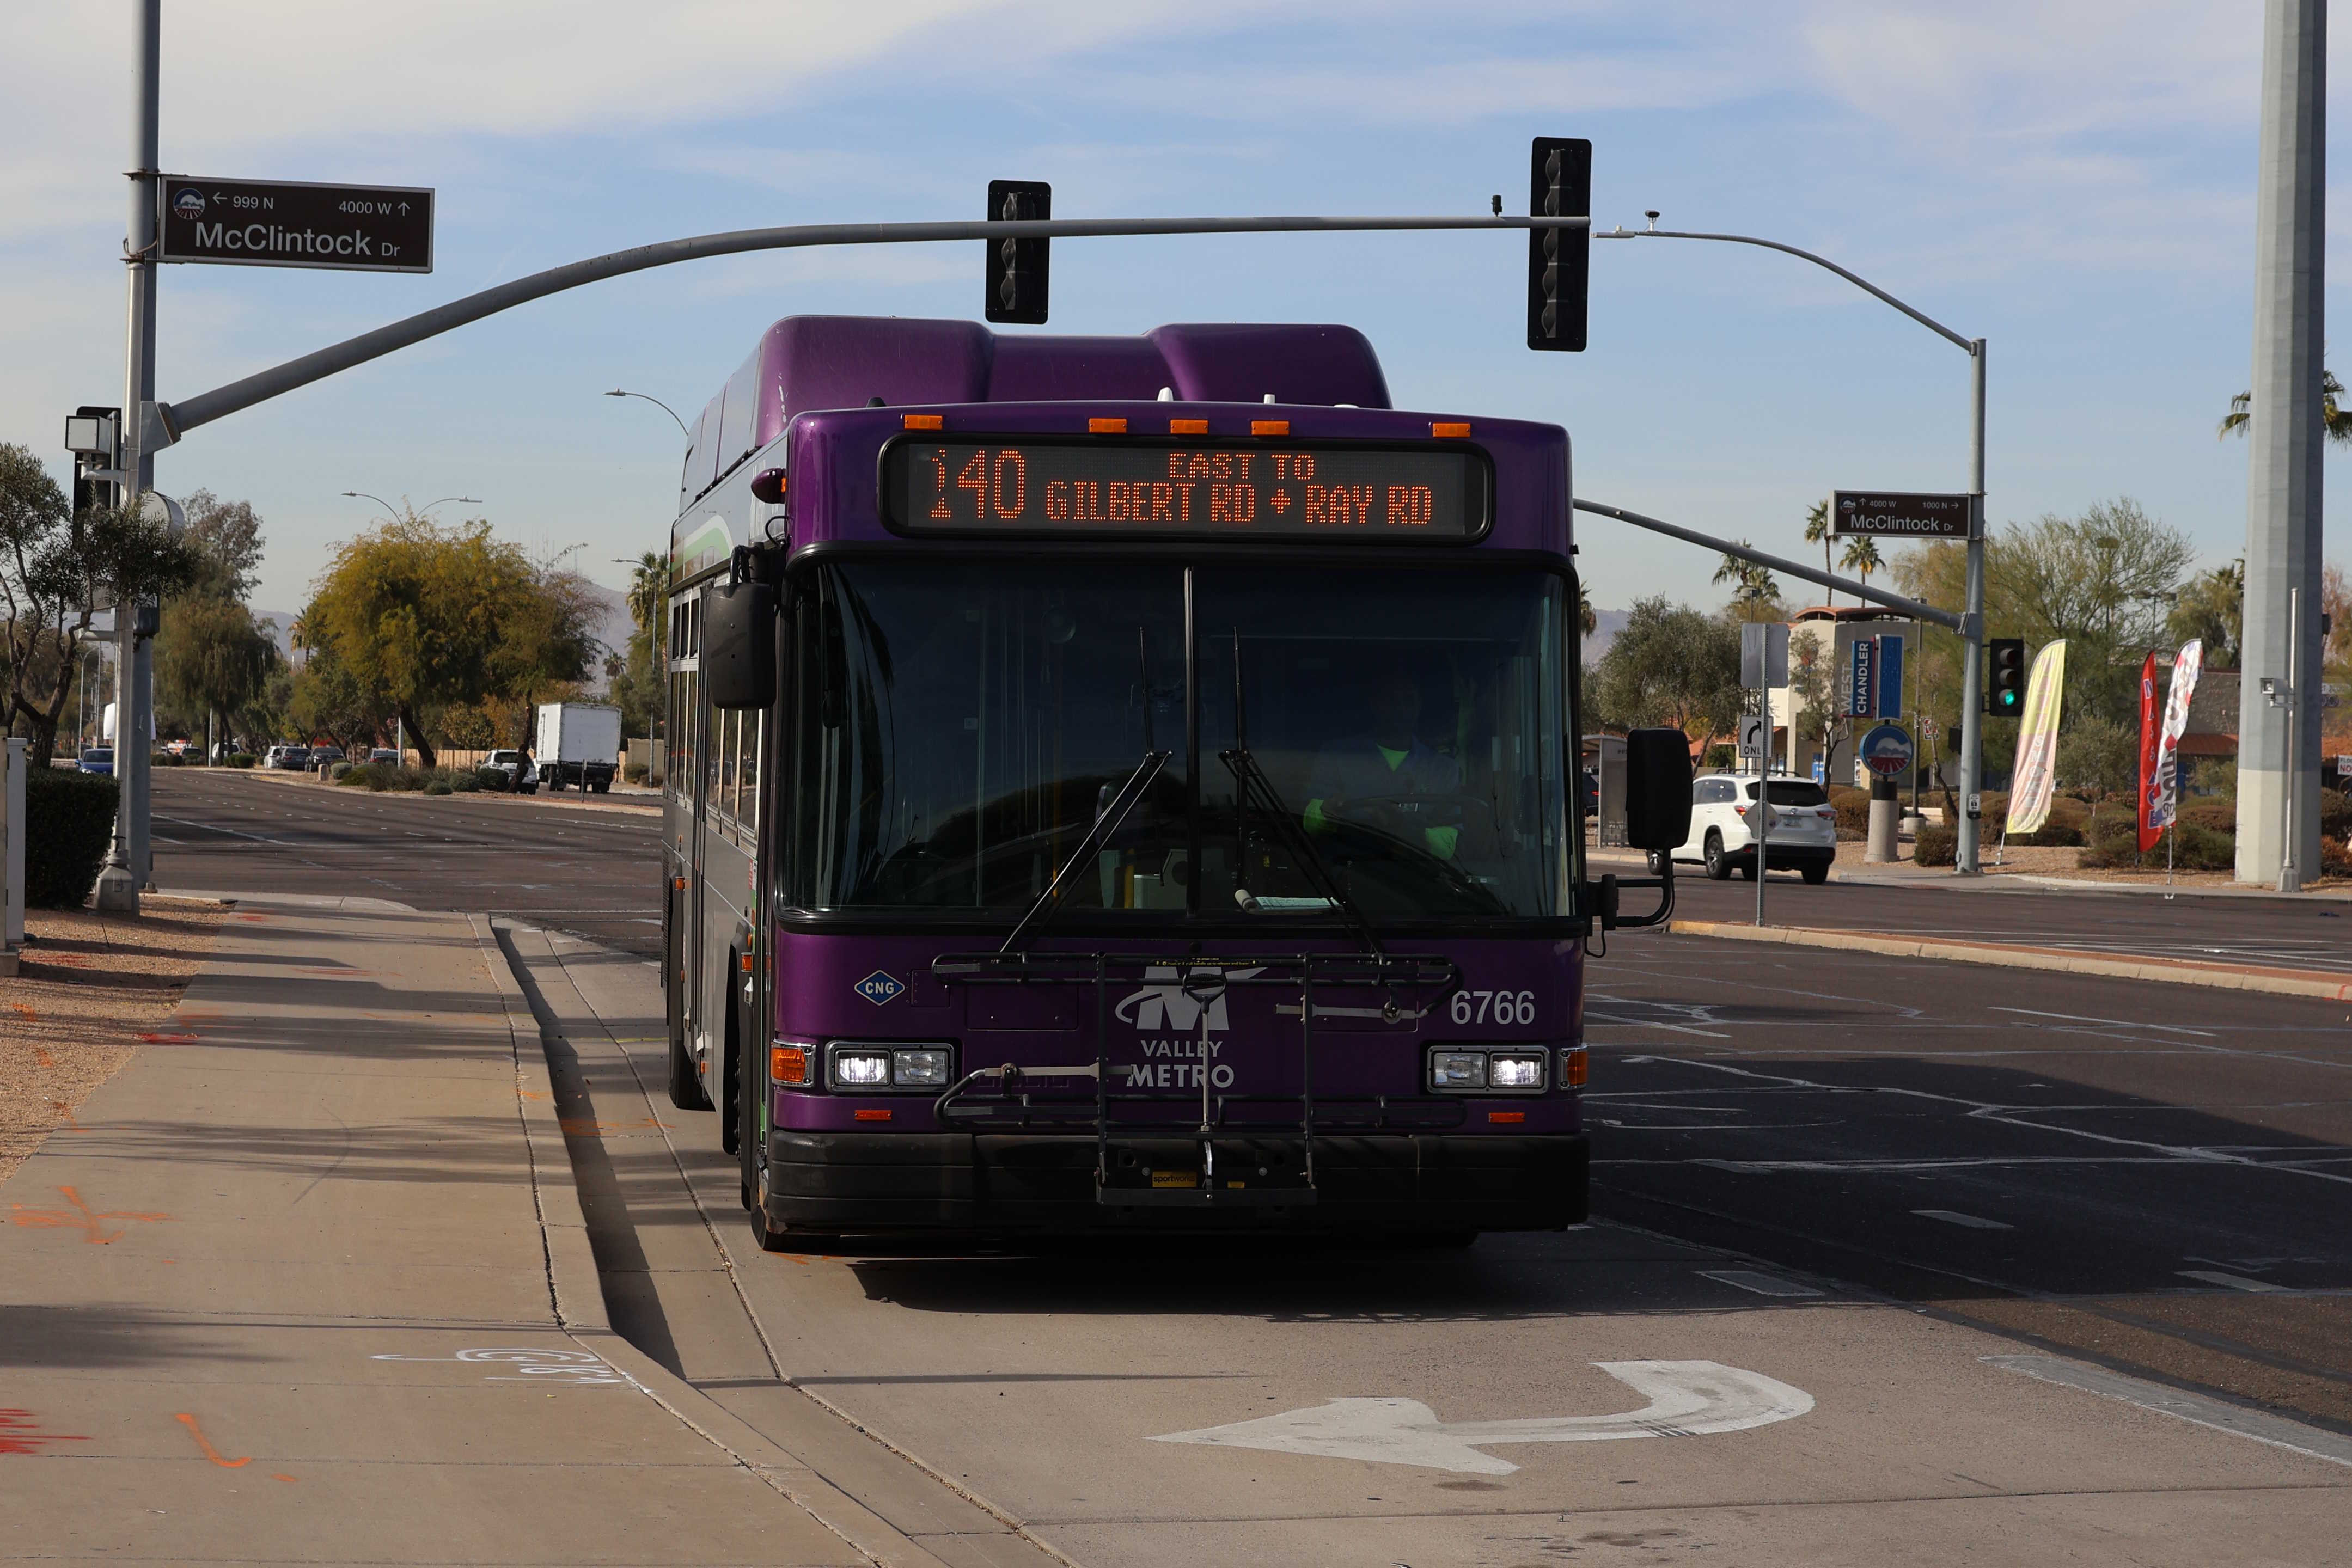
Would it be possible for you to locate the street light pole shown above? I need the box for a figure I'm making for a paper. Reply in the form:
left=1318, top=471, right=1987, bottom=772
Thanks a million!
left=1596, top=222, right=1988, bottom=872
left=340, top=491, right=480, bottom=520
left=94, top=0, right=161, bottom=914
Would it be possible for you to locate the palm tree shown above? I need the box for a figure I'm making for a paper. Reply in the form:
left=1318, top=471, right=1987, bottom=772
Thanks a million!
left=2219, top=372, right=2352, bottom=444
left=1838, top=535, right=1884, bottom=593
left=1577, top=581, right=1597, bottom=639
left=1713, top=543, right=1776, bottom=604
left=1804, top=500, right=1834, bottom=605
left=624, top=550, right=667, bottom=636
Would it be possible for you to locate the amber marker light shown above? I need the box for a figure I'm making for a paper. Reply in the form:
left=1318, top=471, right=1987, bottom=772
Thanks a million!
left=1089, top=416, right=1129, bottom=433
left=1169, top=418, right=1209, bottom=435
left=901, top=413, right=943, bottom=430
left=1431, top=421, right=1472, bottom=438
left=1561, top=1046, right=1589, bottom=1088
left=770, top=1045, right=809, bottom=1086
left=1250, top=419, right=1290, bottom=437
left=853, top=1108, right=894, bottom=1122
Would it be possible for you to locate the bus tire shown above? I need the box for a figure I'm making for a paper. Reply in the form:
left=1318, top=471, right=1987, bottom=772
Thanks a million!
left=664, top=883, right=710, bottom=1110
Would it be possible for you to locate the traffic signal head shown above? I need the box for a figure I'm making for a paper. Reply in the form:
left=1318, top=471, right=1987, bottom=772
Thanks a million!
left=1525, top=137, right=1591, bottom=352
left=985, top=180, right=1050, bottom=326
left=1986, top=637, right=2026, bottom=716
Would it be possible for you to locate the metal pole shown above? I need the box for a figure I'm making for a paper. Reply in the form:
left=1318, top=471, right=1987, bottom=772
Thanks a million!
left=1955, top=339, right=1988, bottom=874
left=1753, top=710, right=1770, bottom=927
left=95, top=0, right=160, bottom=914
left=2280, top=586, right=2302, bottom=892
left=2240, top=0, right=2325, bottom=887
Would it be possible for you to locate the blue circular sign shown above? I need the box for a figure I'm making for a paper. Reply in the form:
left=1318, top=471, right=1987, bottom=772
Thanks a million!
left=1859, top=724, right=1914, bottom=779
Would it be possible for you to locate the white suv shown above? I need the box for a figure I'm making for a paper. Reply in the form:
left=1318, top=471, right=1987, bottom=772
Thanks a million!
left=1668, top=773, right=1838, bottom=884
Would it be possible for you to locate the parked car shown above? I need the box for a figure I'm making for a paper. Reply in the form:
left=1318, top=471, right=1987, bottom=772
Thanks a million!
left=368, top=749, right=400, bottom=765
left=481, top=749, right=539, bottom=794
left=308, top=745, right=345, bottom=770
left=265, top=744, right=311, bottom=770
left=1669, top=771, right=1838, bottom=884
left=77, top=746, right=114, bottom=775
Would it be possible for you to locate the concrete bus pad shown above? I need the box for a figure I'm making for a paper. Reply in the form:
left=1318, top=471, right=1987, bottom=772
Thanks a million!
left=0, top=897, right=931, bottom=1565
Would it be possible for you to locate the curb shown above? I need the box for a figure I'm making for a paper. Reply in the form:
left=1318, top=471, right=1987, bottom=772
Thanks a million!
left=1669, top=918, right=2352, bottom=1002
left=225, top=763, right=659, bottom=816
left=469, top=914, right=956, bottom=1568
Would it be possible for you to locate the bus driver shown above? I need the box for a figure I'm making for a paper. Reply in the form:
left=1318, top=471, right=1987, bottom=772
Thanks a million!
left=1302, top=671, right=1462, bottom=860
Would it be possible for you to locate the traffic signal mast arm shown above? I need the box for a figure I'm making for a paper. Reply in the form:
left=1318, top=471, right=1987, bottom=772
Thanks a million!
left=155, top=211, right=1589, bottom=443
left=1572, top=499, right=1963, bottom=631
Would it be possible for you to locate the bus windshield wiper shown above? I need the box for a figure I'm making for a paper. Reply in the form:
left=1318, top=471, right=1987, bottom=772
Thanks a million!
left=1000, top=628, right=1168, bottom=954
left=1220, top=631, right=1383, bottom=959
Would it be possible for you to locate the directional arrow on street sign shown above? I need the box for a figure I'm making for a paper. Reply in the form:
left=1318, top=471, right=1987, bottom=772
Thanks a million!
left=1150, top=1360, right=1813, bottom=1474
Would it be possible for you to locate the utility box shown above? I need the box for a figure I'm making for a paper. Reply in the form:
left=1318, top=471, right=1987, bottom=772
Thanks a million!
left=534, top=703, right=622, bottom=793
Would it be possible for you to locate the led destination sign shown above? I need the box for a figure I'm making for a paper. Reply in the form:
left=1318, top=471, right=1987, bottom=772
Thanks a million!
left=885, top=439, right=1487, bottom=540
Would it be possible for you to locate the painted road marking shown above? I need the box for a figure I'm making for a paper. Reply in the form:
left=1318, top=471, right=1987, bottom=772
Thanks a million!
left=1986, top=1355, right=2352, bottom=1468
left=1914, top=1209, right=2014, bottom=1230
left=370, top=1347, right=628, bottom=1385
left=1698, top=1269, right=1824, bottom=1297
left=2178, top=1269, right=2290, bottom=1293
left=1152, top=1361, right=1813, bottom=1475
left=174, top=1412, right=251, bottom=1468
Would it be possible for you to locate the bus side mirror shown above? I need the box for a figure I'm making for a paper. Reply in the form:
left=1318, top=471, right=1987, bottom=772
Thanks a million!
left=704, top=579, right=775, bottom=710
left=1622, top=727, right=1693, bottom=852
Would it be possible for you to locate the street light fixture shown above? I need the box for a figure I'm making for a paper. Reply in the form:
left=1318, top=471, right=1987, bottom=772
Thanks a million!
left=604, top=389, right=691, bottom=439
left=340, top=491, right=480, bottom=520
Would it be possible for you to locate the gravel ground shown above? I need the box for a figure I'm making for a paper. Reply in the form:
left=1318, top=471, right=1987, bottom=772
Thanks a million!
left=0, top=897, right=225, bottom=1183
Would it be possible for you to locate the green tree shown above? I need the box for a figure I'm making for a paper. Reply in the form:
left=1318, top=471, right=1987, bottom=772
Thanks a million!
left=1803, top=500, right=1834, bottom=605
left=176, top=490, right=266, bottom=600
left=2166, top=560, right=2241, bottom=669
left=288, top=644, right=385, bottom=757
left=2056, top=713, right=2137, bottom=798
left=1588, top=595, right=1742, bottom=746
left=156, top=595, right=279, bottom=756
left=306, top=512, right=595, bottom=768
left=1838, top=535, right=1884, bottom=593
left=2218, top=372, right=2352, bottom=445
left=2, top=444, right=199, bottom=759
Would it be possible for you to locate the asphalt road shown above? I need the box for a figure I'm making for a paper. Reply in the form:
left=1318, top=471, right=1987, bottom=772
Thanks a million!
left=151, top=770, right=2352, bottom=1495
left=150, top=768, right=664, bottom=956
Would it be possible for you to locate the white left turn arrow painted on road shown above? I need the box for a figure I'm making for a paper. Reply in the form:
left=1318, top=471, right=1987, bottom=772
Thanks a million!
left=1150, top=1360, right=1813, bottom=1475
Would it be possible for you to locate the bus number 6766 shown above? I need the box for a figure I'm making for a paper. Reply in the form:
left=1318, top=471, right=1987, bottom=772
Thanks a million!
left=1452, top=989, right=1537, bottom=1026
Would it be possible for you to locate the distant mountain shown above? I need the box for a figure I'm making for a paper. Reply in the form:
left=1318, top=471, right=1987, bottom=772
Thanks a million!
left=253, top=609, right=298, bottom=660
left=1583, top=607, right=1628, bottom=666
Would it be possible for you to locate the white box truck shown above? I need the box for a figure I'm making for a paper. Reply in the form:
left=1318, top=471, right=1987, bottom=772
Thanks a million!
left=534, top=702, right=622, bottom=793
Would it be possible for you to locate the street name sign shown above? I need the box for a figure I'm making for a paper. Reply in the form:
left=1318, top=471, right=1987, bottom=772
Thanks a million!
left=157, top=177, right=433, bottom=273
left=1831, top=489, right=1970, bottom=538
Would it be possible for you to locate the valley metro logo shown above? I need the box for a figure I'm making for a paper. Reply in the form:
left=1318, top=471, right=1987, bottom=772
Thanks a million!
left=1114, top=966, right=1263, bottom=1032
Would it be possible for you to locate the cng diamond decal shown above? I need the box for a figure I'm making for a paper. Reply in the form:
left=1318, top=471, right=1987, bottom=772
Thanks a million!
left=855, top=971, right=906, bottom=1007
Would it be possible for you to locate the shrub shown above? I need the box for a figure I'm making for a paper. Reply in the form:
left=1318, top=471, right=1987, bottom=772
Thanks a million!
left=623, top=761, right=647, bottom=784
left=328, top=761, right=353, bottom=781
left=228, top=752, right=255, bottom=769
left=447, top=770, right=478, bottom=793
left=24, top=768, right=118, bottom=908
left=150, top=751, right=177, bottom=768
left=475, top=767, right=508, bottom=792
left=2321, top=789, right=2350, bottom=841
left=2176, top=797, right=2237, bottom=834
left=2078, top=814, right=2235, bottom=871
left=424, top=780, right=453, bottom=796
left=1914, top=824, right=1956, bottom=866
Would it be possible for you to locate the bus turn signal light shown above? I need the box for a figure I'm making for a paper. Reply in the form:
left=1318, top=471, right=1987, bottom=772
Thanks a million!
left=770, top=1045, right=810, bottom=1086
left=1250, top=419, right=1290, bottom=437
left=1169, top=418, right=1209, bottom=434
left=1088, top=417, right=1128, bottom=434
left=1561, top=1046, right=1588, bottom=1088
left=1431, top=422, right=1471, bottom=438
left=902, top=414, right=944, bottom=430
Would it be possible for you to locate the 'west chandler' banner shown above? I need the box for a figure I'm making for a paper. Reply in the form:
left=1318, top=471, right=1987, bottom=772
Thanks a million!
left=2006, top=641, right=2068, bottom=836
left=2147, top=639, right=2204, bottom=838
left=2136, top=651, right=2162, bottom=852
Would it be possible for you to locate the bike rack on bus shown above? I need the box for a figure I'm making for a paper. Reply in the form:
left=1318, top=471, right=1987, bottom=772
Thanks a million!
left=929, top=949, right=1460, bottom=1210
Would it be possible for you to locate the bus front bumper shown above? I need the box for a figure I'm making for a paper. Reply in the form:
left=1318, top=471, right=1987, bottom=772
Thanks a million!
left=761, top=1129, right=1588, bottom=1235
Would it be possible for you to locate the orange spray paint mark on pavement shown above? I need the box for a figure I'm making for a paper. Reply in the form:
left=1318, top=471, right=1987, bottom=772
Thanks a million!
left=272, top=1472, right=297, bottom=1483
left=10, top=1003, right=36, bottom=1022
left=33, top=1048, right=54, bottom=1068
left=137, top=1033, right=200, bottom=1044
left=47, top=1101, right=81, bottom=1131
left=0, top=1410, right=90, bottom=1456
left=174, top=1412, right=251, bottom=1468
left=10, top=1186, right=172, bottom=1244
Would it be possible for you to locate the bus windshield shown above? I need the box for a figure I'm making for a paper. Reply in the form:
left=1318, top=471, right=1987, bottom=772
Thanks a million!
left=791, top=559, right=1571, bottom=923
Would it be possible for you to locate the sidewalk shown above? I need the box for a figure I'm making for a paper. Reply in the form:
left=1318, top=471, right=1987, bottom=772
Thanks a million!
left=0, top=896, right=963, bottom=1565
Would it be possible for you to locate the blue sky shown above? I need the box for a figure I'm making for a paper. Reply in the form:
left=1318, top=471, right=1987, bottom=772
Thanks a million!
left=4, top=2, right=2344, bottom=618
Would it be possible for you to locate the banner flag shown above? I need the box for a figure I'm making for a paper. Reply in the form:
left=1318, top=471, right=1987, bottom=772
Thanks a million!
left=2136, top=651, right=2162, bottom=852
left=2005, top=640, right=2068, bottom=836
left=2148, top=639, right=2203, bottom=835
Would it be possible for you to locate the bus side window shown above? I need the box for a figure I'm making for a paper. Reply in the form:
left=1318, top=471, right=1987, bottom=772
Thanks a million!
left=741, top=712, right=761, bottom=838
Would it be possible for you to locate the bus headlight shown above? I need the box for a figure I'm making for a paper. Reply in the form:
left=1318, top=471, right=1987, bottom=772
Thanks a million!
left=892, top=1049, right=951, bottom=1087
left=1429, top=1051, right=1487, bottom=1091
left=1488, top=1051, right=1547, bottom=1089
left=828, top=1048, right=893, bottom=1089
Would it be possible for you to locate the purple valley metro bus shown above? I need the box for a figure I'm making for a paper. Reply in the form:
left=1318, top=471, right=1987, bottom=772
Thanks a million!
left=662, top=314, right=1687, bottom=1250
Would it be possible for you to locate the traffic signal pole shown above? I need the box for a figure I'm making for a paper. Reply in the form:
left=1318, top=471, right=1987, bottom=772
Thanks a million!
left=1594, top=224, right=1989, bottom=873
left=94, top=0, right=161, bottom=915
